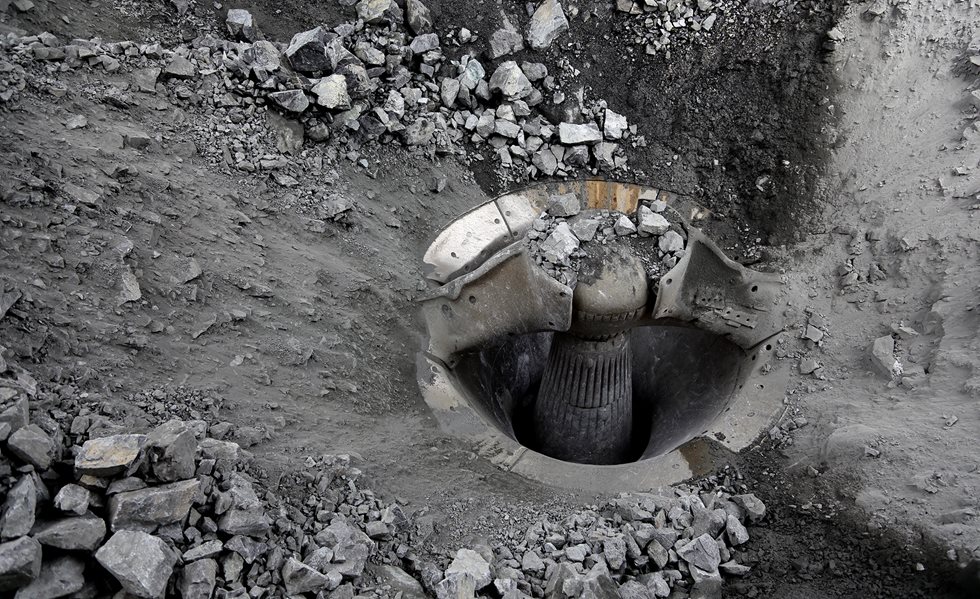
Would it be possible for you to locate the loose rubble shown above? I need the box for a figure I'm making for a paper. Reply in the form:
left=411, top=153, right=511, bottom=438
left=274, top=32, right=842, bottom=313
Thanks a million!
left=0, top=344, right=765, bottom=597
left=526, top=191, right=688, bottom=287
left=0, top=1, right=639, bottom=185
left=616, top=0, right=730, bottom=56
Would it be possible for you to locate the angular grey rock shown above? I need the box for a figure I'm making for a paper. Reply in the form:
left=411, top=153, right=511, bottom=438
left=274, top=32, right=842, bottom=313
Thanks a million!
left=312, top=74, right=351, bottom=110
left=603, top=536, right=627, bottom=570
left=96, top=531, right=176, bottom=599
left=658, top=230, right=684, bottom=253
left=638, top=571, right=670, bottom=598
left=540, top=223, right=580, bottom=264
left=409, top=33, right=440, bottom=54
left=532, top=150, right=559, bottom=175
left=445, top=548, right=492, bottom=589
left=108, top=479, right=200, bottom=532
left=488, top=62, right=532, bottom=99
left=725, top=514, right=749, bottom=546
left=637, top=206, right=669, bottom=236
left=0, top=394, right=28, bottom=433
left=282, top=558, right=331, bottom=594
left=459, top=59, right=486, bottom=90
left=32, top=515, right=106, bottom=551
left=645, top=540, right=669, bottom=569
left=488, top=16, right=525, bottom=59
left=7, top=424, right=53, bottom=470
left=440, top=78, right=460, bottom=107
left=75, top=434, right=145, bottom=477
left=565, top=144, right=589, bottom=167
left=617, top=580, right=650, bottom=599
left=402, top=118, right=435, bottom=146
left=732, top=494, right=766, bottom=522
left=405, top=0, right=434, bottom=34
left=1, top=476, right=36, bottom=540
left=368, top=564, right=426, bottom=599
left=521, top=61, right=548, bottom=81
left=182, top=540, right=223, bottom=562
left=594, top=142, right=618, bottom=170
left=677, top=533, right=721, bottom=572
left=495, top=119, right=521, bottom=139
left=559, top=122, right=602, bottom=145
left=178, top=558, right=217, bottom=599
left=244, top=40, right=280, bottom=73
left=225, top=535, right=267, bottom=563
left=527, top=0, right=569, bottom=50
left=603, top=109, right=628, bottom=140
left=164, top=56, right=196, bottom=79
left=0, top=536, right=41, bottom=591
left=435, top=573, right=477, bottom=599
left=285, top=27, right=333, bottom=72
left=331, top=539, right=370, bottom=578
left=570, top=217, right=600, bottom=242
left=614, top=214, right=637, bottom=236
left=226, top=9, right=258, bottom=41
left=56, top=477, right=89, bottom=504
left=521, top=551, right=545, bottom=575
left=548, top=193, right=580, bottom=217
left=545, top=562, right=581, bottom=599
left=145, top=420, right=196, bottom=483
left=871, top=335, right=899, bottom=377
left=13, top=556, right=84, bottom=599
left=356, top=0, right=401, bottom=24
left=269, top=89, right=310, bottom=113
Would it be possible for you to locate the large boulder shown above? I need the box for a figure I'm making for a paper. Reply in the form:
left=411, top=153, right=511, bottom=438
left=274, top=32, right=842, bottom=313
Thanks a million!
left=284, top=27, right=334, bottom=73
left=75, top=434, right=145, bottom=477
left=95, top=531, right=177, bottom=598
left=108, top=479, right=200, bottom=532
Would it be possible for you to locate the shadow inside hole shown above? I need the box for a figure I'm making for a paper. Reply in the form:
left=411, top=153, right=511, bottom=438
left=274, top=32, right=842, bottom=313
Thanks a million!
left=449, top=325, right=750, bottom=465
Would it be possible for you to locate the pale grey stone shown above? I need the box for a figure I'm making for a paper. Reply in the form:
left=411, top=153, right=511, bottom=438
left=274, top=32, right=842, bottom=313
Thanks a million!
left=96, top=531, right=176, bottom=598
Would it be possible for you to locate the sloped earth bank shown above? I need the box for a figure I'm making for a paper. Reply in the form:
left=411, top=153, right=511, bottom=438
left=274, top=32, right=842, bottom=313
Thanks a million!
left=0, top=0, right=977, bottom=597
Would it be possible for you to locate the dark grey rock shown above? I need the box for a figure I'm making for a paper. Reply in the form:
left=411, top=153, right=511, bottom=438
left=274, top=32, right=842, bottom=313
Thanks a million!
left=95, top=531, right=177, bottom=598
left=405, top=0, right=433, bottom=34
left=108, top=479, right=200, bottom=532
left=181, top=539, right=223, bottom=562
left=1, top=476, right=36, bottom=540
left=145, top=420, right=196, bottom=483
left=270, top=89, right=310, bottom=113
left=677, top=534, right=721, bottom=572
left=0, top=536, right=41, bottom=592
left=12, top=556, right=84, bottom=599
left=32, top=515, right=105, bottom=551
left=548, top=193, right=580, bottom=217
left=225, top=9, right=258, bottom=41
left=732, top=494, right=766, bottom=523
left=285, top=27, right=334, bottom=73
left=282, top=558, right=331, bottom=594
left=164, top=56, right=196, bottom=79
left=52, top=484, right=89, bottom=515
left=7, top=425, right=53, bottom=470
left=177, top=558, right=217, bottom=599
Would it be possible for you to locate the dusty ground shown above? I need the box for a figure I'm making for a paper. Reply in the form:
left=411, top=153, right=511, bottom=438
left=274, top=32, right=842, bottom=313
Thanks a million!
left=1, top=0, right=979, bottom=597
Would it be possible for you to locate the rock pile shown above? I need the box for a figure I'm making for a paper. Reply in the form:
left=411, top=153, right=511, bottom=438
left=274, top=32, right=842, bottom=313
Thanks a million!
left=427, top=488, right=764, bottom=599
left=0, top=363, right=425, bottom=598
left=0, top=0, right=635, bottom=182
left=616, top=0, right=729, bottom=56
left=526, top=192, right=687, bottom=287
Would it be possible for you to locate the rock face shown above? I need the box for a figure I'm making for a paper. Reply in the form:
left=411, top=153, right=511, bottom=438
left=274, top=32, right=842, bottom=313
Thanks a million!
left=95, top=531, right=177, bottom=598
left=75, top=434, right=145, bottom=476
left=527, top=0, right=569, bottom=50
left=0, top=537, right=41, bottom=591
